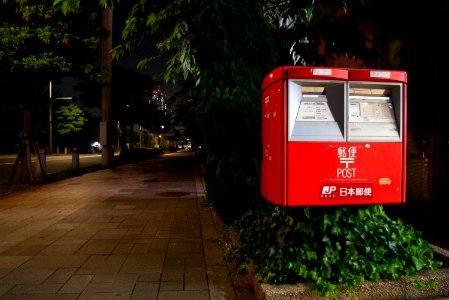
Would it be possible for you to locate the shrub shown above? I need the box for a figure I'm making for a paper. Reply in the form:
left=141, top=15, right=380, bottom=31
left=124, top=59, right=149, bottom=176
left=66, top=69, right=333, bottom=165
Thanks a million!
left=222, top=204, right=443, bottom=297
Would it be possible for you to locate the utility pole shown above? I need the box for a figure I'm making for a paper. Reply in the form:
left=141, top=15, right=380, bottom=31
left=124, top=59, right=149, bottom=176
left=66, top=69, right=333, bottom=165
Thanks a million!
left=49, top=81, right=53, bottom=155
left=101, top=7, right=113, bottom=166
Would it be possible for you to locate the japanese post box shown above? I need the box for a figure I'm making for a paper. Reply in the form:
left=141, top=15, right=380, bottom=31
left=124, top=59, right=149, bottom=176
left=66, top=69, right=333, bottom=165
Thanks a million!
left=261, top=66, right=407, bottom=206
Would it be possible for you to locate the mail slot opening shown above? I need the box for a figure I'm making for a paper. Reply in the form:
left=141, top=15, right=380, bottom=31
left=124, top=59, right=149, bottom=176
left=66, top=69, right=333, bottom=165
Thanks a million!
left=289, top=80, right=345, bottom=141
left=348, top=84, right=403, bottom=142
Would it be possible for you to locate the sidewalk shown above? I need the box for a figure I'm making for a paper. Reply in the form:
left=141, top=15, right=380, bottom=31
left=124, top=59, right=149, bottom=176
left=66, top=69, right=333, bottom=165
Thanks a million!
left=0, top=151, right=244, bottom=300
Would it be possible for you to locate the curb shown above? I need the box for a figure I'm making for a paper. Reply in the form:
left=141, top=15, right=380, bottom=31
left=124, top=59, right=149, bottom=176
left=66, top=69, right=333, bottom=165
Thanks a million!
left=259, top=247, right=449, bottom=300
left=261, top=268, right=449, bottom=300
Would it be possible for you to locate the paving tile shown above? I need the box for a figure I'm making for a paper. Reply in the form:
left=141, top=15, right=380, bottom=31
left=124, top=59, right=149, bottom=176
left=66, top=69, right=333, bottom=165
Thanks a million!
left=130, top=282, right=159, bottom=300
left=150, top=238, right=170, bottom=249
left=90, top=273, right=138, bottom=283
left=161, top=270, right=184, bottom=282
left=78, top=292, right=131, bottom=300
left=163, top=258, right=184, bottom=268
left=45, top=268, right=77, bottom=284
left=58, top=274, right=93, bottom=294
left=91, top=228, right=128, bottom=240
left=207, top=266, right=236, bottom=300
left=58, top=228, right=98, bottom=240
left=8, top=283, right=62, bottom=294
left=159, top=280, right=183, bottom=291
left=76, top=255, right=126, bottom=275
left=83, top=274, right=136, bottom=294
left=185, top=271, right=208, bottom=290
left=185, top=258, right=206, bottom=272
left=203, top=240, right=227, bottom=267
left=0, top=284, right=13, bottom=296
left=21, top=255, right=88, bottom=269
left=112, top=243, right=134, bottom=255
left=130, top=243, right=152, bottom=254
left=168, top=239, right=203, bottom=253
left=76, top=240, right=120, bottom=255
left=30, top=229, right=69, bottom=243
left=122, top=227, right=146, bottom=236
left=1, top=242, right=49, bottom=256
left=157, top=290, right=210, bottom=300
left=0, top=268, right=55, bottom=285
left=122, top=236, right=154, bottom=243
left=0, top=256, right=30, bottom=269
left=155, top=230, right=171, bottom=238
left=136, top=272, right=161, bottom=282
left=0, top=294, right=78, bottom=300
left=39, top=240, right=87, bottom=256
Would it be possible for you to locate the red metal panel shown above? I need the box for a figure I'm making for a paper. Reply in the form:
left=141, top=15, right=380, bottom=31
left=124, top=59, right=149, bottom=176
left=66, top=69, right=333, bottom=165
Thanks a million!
left=401, top=83, right=408, bottom=202
left=261, top=78, right=287, bottom=205
left=287, top=142, right=404, bottom=206
left=349, top=69, right=407, bottom=83
left=287, top=66, right=348, bottom=80
left=262, top=66, right=287, bottom=91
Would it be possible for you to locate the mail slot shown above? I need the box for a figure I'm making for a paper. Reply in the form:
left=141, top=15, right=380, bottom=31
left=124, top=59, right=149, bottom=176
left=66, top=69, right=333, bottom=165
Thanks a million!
left=261, top=66, right=407, bottom=206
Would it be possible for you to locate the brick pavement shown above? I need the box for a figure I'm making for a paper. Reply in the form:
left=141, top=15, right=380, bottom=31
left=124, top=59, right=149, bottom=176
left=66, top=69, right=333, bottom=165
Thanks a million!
left=0, top=152, right=238, bottom=300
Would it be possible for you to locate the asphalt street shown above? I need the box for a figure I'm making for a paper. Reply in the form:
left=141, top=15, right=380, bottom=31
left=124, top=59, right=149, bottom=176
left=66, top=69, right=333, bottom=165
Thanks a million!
left=0, top=153, right=103, bottom=184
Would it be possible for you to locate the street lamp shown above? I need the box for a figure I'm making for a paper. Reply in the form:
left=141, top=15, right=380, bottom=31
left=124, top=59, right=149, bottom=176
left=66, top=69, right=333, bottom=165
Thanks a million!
left=48, top=81, right=72, bottom=155
left=49, top=81, right=53, bottom=154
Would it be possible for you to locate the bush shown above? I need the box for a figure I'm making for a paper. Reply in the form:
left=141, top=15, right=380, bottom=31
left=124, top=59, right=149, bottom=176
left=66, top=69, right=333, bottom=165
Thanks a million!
left=222, top=204, right=443, bottom=298
left=194, top=0, right=277, bottom=222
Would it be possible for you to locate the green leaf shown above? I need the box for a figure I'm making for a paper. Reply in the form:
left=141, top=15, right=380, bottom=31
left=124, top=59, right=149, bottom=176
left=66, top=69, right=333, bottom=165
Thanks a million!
left=412, top=280, right=426, bottom=291
left=304, top=207, right=310, bottom=219
left=323, top=214, right=332, bottom=230
left=412, top=256, right=425, bottom=271
left=428, top=279, right=438, bottom=289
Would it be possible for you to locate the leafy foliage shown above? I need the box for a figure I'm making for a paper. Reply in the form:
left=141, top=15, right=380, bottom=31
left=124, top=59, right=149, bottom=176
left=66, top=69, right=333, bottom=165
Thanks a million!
left=1, top=0, right=104, bottom=78
left=223, top=204, right=443, bottom=297
left=53, top=0, right=118, bottom=15
left=112, top=0, right=200, bottom=85
left=257, top=0, right=371, bottom=65
left=193, top=0, right=278, bottom=220
left=55, top=103, right=87, bottom=135
left=166, top=88, right=202, bottom=150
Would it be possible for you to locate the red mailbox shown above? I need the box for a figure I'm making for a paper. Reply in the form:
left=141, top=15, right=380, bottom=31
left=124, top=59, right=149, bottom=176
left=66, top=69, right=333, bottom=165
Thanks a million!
left=261, top=66, right=407, bottom=206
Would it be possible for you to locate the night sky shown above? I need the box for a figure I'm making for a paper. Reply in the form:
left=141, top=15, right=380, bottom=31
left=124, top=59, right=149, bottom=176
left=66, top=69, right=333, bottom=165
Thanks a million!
left=55, top=4, right=181, bottom=104
left=113, top=4, right=182, bottom=97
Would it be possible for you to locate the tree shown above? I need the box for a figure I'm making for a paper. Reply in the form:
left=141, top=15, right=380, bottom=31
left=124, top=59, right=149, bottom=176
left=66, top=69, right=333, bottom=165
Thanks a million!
left=259, top=0, right=371, bottom=65
left=167, top=88, right=202, bottom=151
left=1, top=0, right=105, bottom=182
left=55, top=103, right=87, bottom=143
left=1, top=1, right=105, bottom=79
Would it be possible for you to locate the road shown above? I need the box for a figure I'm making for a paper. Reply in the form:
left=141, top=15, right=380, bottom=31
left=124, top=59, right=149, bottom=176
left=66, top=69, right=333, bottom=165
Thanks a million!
left=0, top=153, right=103, bottom=184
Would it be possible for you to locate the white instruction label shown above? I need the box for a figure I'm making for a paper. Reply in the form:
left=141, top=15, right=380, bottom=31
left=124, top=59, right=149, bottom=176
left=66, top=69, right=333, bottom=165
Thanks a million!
left=370, top=71, right=391, bottom=79
left=313, top=69, right=332, bottom=76
left=297, top=101, right=335, bottom=121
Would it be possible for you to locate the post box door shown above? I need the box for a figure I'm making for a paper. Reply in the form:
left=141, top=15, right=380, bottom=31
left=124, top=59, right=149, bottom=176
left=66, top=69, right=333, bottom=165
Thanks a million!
left=261, top=74, right=287, bottom=205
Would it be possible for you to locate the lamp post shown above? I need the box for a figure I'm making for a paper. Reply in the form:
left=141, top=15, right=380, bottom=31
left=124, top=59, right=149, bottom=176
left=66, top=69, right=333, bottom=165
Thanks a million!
left=101, top=7, right=113, bottom=166
left=49, top=81, right=53, bottom=155
left=48, top=81, right=72, bottom=155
